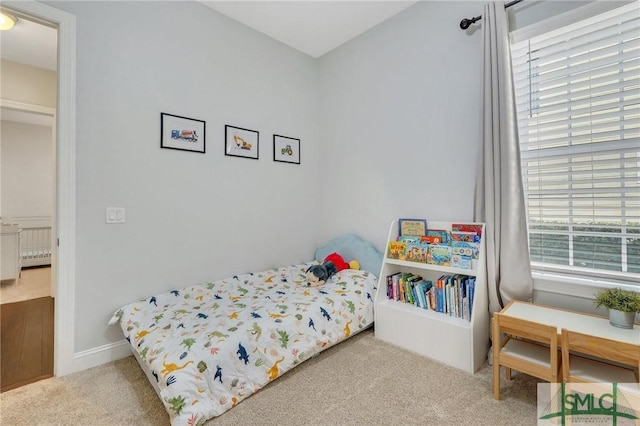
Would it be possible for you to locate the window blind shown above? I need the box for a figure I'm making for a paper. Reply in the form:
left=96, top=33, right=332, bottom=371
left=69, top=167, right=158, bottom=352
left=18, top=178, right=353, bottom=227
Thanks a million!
left=510, top=2, right=640, bottom=279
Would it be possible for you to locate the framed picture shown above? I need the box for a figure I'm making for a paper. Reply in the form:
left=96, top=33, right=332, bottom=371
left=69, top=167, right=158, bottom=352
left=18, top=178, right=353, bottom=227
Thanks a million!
left=161, top=113, right=206, bottom=153
left=273, top=134, right=300, bottom=164
left=398, top=218, right=428, bottom=237
left=225, top=125, right=259, bottom=159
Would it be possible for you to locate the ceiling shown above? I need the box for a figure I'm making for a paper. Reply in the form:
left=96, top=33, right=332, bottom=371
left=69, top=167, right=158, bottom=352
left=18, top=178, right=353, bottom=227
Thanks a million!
left=1, top=1, right=418, bottom=72
left=200, top=1, right=418, bottom=58
left=0, top=15, right=57, bottom=71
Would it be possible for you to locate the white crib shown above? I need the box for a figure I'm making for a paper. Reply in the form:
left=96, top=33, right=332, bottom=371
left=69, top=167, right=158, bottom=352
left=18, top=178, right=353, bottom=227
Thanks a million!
left=6, top=216, right=53, bottom=268
left=1, top=224, right=21, bottom=280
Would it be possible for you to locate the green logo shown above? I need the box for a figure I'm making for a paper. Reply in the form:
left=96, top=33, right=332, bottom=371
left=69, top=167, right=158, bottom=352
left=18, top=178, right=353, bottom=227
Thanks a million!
left=539, top=383, right=639, bottom=425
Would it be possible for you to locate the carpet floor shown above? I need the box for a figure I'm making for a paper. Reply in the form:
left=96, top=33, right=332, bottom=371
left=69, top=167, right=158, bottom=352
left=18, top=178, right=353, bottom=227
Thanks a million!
left=0, top=329, right=539, bottom=425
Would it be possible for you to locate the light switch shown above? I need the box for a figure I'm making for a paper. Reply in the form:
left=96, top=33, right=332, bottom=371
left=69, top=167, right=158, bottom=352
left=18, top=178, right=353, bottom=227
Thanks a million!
left=106, top=207, right=125, bottom=224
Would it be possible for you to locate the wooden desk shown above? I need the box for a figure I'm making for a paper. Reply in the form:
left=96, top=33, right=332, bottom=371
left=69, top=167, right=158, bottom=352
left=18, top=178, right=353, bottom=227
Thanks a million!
left=500, top=300, right=640, bottom=364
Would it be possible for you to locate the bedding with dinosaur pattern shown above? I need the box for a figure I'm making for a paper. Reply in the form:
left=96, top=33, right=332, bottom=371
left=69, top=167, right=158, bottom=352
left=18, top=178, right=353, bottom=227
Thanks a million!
left=109, top=261, right=377, bottom=426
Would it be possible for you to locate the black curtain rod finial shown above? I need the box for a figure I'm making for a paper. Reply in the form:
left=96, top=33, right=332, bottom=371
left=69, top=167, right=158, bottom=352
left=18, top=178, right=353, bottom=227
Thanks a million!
left=459, top=0, right=525, bottom=30
left=459, top=16, right=481, bottom=30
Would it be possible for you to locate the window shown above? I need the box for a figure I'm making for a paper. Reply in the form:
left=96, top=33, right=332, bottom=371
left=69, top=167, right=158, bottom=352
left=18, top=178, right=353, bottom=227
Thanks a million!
left=510, top=3, right=639, bottom=283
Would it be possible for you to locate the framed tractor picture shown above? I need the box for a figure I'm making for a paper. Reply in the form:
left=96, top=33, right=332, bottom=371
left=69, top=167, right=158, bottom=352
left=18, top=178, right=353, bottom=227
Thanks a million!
left=273, top=134, right=300, bottom=164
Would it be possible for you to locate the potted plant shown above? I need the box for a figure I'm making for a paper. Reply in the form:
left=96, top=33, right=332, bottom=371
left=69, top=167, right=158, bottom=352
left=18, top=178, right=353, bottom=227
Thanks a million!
left=594, top=287, right=640, bottom=329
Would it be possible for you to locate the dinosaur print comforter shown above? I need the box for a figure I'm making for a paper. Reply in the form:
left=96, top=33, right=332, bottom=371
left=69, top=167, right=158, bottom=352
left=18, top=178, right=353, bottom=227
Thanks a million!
left=109, top=261, right=377, bottom=426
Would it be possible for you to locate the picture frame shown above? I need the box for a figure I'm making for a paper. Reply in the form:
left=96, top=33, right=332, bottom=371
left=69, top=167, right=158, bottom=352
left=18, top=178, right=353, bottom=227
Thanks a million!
left=398, top=218, right=428, bottom=237
left=160, top=113, right=206, bottom=153
left=273, top=134, right=300, bottom=164
left=225, top=125, right=259, bottom=160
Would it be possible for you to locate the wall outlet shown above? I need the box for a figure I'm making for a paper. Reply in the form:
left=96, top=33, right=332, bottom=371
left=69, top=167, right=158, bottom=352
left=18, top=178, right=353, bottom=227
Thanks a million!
left=106, top=207, right=125, bottom=224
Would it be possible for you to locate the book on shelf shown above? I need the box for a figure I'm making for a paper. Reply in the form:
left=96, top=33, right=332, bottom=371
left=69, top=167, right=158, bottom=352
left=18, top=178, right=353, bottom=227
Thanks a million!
left=398, top=218, right=428, bottom=237
left=451, top=223, right=483, bottom=238
left=427, top=245, right=452, bottom=267
left=387, top=225, right=482, bottom=267
left=451, top=231, right=481, bottom=260
left=385, top=272, right=475, bottom=321
left=404, top=239, right=429, bottom=263
left=436, top=275, right=445, bottom=313
left=420, top=235, right=443, bottom=245
left=426, top=286, right=435, bottom=310
left=387, top=240, right=406, bottom=260
left=414, top=279, right=432, bottom=309
left=386, top=272, right=401, bottom=300
left=425, top=229, right=451, bottom=245
left=451, top=240, right=473, bottom=269
left=400, top=273, right=416, bottom=304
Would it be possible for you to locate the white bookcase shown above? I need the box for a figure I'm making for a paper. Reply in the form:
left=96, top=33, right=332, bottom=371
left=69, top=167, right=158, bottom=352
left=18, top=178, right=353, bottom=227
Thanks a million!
left=374, top=220, right=489, bottom=373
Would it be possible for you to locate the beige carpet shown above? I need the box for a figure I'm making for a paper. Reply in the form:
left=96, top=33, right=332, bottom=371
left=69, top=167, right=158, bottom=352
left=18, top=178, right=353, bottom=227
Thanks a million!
left=0, top=329, right=539, bottom=425
left=0, top=267, right=52, bottom=304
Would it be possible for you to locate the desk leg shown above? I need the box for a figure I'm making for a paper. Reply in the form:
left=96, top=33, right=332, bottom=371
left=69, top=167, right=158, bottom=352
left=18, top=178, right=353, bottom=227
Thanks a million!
left=492, top=316, right=501, bottom=400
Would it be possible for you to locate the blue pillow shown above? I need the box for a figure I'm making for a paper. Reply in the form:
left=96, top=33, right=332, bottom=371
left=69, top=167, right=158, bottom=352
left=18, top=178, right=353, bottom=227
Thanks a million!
left=315, top=233, right=383, bottom=277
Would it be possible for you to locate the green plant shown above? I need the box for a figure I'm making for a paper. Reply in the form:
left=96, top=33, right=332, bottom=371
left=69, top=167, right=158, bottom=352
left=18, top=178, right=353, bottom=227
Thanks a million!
left=594, top=287, right=640, bottom=313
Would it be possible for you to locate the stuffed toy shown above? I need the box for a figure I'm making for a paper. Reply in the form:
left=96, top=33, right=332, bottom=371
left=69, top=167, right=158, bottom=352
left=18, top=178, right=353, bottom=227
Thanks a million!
left=305, top=252, right=360, bottom=287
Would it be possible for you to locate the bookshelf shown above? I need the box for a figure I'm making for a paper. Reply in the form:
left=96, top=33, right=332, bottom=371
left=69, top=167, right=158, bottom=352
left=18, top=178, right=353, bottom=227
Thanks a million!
left=374, top=220, right=489, bottom=373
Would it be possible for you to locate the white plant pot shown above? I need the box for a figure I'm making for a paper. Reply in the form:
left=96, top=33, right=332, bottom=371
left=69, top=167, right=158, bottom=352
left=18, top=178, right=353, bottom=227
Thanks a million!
left=608, top=309, right=635, bottom=329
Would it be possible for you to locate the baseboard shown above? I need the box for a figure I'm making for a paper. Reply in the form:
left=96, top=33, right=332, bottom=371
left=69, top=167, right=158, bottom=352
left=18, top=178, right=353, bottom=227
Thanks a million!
left=69, top=340, right=131, bottom=374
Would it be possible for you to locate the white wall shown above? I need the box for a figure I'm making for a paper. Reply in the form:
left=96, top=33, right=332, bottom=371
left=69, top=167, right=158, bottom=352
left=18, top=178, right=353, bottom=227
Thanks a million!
left=318, top=1, right=483, bottom=252
left=41, top=0, right=633, bottom=365
left=0, top=60, right=57, bottom=108
left=317, top=0, right=634, bottom=315
left=1, top=121, right=54, bottom=218
left=50, top=1, right=320, bottom=352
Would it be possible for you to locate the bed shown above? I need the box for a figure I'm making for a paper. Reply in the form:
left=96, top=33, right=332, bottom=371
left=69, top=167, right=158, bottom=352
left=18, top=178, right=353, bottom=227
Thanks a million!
left=109, top=234, right=382, bottom=425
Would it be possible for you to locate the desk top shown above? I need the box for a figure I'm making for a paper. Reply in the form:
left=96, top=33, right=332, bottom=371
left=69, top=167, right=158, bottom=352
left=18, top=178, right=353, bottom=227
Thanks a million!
left=501, top=300, right=640, bottom=345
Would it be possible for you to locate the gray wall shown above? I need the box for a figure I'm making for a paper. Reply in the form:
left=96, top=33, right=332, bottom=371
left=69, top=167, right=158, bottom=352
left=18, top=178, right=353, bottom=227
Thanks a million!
left=1, top=121, right=54, bottom=218
left=51, top=1, right=321, bottom=352
left=317, top=1, right=483, bottom=252
left=45, top=0, right=632, bottom=355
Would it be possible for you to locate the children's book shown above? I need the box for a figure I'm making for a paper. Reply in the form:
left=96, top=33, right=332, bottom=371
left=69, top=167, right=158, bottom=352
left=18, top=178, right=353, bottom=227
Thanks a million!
left=413, top=279, right=432, bottom=309
left=451, top=231, right=481, bottom=259
left=386, top=272, right=401, bottom=300
left=398, top=218, right=427, bottom=237
left=451, top=241, right=474, bottom=269
left=420, top=235, right=443, bottom=245
left=392, top=273, right=401, bottom=301
left=427, top=245, right=452, bottom=267
left=409, top=276, right=423, bottom=307
left=452, top=223, right=483, bottom=238
left=451, top=253, right=472, bottom=269
left=435, top=277, right=444, bottom=313
left=425, top=229, right=451, bottom=245
left=426, top=287, right=435, bottom=310
left=387, top=240, right=406, bottom=260
left=404, top=240, right=430, bottom=263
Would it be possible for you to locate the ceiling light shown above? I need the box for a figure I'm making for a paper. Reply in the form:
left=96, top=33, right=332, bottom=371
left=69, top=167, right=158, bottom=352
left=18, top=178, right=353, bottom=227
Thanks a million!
left=0, top=12, right=16, bottom=31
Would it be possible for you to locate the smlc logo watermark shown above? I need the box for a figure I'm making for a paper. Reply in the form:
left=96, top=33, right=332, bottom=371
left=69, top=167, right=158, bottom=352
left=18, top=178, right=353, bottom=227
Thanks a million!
left=538, top=383, right=640, bottom=425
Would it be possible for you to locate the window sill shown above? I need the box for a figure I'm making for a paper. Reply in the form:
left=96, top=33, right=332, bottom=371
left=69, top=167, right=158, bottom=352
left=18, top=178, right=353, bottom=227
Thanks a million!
left=532, top=270, right=639, bottom=299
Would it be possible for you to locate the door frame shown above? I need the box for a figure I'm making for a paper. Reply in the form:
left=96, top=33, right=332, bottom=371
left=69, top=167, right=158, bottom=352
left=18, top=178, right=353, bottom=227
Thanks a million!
left=4, top=1, right=76, bottom=376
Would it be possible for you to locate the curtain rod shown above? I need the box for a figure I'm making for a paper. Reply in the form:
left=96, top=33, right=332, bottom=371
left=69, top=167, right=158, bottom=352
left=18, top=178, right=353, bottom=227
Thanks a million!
left=459, top=0, right=524, bottom=30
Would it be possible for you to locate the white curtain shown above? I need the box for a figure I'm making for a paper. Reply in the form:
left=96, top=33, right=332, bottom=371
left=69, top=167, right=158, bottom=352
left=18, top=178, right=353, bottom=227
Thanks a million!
left=473, top=2, right=533, bottom=314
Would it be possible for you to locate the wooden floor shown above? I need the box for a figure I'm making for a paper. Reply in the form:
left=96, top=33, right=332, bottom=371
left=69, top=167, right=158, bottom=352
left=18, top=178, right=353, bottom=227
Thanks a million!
left=0, top=296, right=54, bottom=393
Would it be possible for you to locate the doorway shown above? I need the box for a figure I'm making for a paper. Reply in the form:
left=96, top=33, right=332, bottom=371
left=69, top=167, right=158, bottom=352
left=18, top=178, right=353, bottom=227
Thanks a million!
left=1, top=0, right=76, bottom=380
left=0, top=12, right=57, bottom=391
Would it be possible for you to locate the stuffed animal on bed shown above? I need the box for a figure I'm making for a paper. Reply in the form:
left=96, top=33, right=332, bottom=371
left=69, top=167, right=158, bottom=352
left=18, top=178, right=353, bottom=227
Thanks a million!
left=305, top=252, right=360, bottom=287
